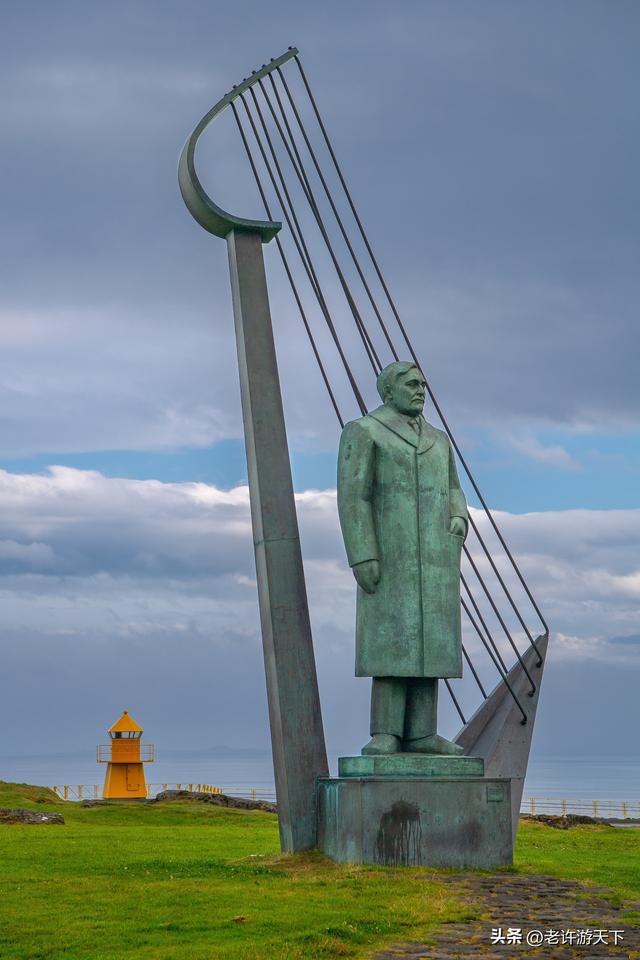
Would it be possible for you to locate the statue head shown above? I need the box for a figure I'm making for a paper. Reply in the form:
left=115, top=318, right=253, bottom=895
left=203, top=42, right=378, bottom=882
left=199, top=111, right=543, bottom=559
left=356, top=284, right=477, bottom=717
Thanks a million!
left=376, top=361, right=426, bottom=417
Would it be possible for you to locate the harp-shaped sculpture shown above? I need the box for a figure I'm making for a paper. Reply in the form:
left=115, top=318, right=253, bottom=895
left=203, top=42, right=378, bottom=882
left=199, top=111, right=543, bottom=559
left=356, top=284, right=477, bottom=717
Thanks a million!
left=179, top=47, right=549, bottom=863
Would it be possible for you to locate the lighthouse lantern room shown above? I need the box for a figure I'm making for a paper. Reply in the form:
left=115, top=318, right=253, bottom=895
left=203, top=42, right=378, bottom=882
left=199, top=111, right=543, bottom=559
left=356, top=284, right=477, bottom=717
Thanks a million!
left=97, top=710, right=155, bottom=799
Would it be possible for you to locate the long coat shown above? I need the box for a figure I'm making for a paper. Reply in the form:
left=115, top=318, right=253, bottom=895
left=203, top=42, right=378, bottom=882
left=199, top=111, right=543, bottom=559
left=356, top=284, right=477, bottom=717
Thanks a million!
left=337, top=404, right=468, bottom=678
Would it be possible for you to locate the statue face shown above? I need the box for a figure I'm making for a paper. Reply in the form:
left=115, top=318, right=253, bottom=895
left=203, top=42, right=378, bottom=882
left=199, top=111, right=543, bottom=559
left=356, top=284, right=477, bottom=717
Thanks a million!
left=386, top=369, right=426, bottom=416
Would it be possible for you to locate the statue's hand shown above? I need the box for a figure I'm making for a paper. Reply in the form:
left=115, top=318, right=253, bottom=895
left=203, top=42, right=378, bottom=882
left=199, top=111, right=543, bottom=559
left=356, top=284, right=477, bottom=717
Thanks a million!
left=352, top=559, right=380, bottom=594
left=449, top=516, right=467, bottom=539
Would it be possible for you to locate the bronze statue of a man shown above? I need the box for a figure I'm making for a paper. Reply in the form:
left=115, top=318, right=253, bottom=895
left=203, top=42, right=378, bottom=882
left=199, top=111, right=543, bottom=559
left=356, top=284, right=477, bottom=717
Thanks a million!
left=337, top=361, right=468, bottom=756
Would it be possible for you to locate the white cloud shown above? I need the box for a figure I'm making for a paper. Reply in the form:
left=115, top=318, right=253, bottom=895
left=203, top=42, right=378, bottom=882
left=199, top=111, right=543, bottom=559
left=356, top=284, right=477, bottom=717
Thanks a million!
left=0, top=539, right=55, bottom=566
left=2, top=263, right=635, bottom=461
left=0, top=467, right=638, bottom=672
left=504, top=432, right=580, bottom=470
left=0, top=305, right=241, bottom=456
left=0, top=475, right=637, bottom=759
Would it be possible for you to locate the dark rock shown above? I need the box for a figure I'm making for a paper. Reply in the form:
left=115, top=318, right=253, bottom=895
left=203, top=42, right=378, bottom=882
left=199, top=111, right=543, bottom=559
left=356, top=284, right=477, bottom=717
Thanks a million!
left=151, top=790, right=277, bottom=813
left=521, top=814, right=613, bottom=829
left=0, top=807, right=64, bottom=825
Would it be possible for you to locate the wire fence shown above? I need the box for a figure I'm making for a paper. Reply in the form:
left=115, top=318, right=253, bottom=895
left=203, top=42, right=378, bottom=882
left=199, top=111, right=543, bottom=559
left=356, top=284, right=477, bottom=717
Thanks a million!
left=52, top=783, right=223, bottom=801
left=522, top=797, right=640, bottom=820
left=50, top=785, right=640, bottom=819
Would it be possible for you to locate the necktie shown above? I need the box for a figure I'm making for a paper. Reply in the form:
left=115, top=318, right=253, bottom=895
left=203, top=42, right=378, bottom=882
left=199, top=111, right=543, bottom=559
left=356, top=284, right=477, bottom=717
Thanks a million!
left=409, top=417, right=421, bottom=435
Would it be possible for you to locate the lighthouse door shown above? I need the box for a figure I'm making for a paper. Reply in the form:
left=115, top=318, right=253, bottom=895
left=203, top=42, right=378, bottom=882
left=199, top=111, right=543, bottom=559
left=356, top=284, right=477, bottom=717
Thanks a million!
left=126, top=764, right=140, bottom=792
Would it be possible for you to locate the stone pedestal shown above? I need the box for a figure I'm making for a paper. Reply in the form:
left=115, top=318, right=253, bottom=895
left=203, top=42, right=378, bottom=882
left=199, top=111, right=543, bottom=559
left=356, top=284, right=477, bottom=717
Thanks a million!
left=317, top=755, right=513, bottom=868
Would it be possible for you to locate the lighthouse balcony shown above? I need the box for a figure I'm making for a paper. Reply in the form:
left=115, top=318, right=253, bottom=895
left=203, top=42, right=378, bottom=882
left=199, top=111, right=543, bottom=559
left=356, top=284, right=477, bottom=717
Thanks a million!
left=96, top=743, right=156, bottom=763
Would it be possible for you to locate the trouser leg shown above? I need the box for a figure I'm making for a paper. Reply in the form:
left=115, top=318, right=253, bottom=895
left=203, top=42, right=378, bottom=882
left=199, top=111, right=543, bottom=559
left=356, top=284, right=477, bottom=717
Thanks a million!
left=403, top=678, right=438, bottom=742
left=370, top=677, right=407, bottom=737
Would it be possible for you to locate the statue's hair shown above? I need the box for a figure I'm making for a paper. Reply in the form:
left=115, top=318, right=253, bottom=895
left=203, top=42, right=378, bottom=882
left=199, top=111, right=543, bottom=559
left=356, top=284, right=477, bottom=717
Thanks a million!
left=376, top=361, right=421, bottom=402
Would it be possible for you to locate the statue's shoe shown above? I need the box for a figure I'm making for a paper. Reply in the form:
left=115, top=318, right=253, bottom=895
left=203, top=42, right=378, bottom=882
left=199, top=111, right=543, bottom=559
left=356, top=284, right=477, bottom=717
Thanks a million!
left=362, top=734, right=401, bottom=755
left=403, top=734, right=464, bottom=756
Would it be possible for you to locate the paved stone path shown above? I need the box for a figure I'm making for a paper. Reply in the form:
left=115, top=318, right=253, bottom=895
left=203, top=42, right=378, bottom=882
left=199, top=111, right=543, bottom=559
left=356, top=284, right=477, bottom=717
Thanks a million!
left=370, top=873, right=640, bottom=959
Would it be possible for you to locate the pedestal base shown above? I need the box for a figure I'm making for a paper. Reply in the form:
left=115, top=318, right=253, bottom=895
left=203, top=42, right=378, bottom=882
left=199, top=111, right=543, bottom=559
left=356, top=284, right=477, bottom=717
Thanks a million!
left=317, top=775, right=513, bottom=868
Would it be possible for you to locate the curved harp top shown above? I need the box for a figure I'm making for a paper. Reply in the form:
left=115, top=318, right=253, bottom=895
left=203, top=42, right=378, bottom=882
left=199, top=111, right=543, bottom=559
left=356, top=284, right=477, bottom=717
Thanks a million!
left=179, top=48, right=298, bottom=243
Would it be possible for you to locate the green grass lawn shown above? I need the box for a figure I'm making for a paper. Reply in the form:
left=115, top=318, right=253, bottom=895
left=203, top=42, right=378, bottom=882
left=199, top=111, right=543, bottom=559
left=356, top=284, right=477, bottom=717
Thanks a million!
left=515, top=817, right=640, bottom=909
left=1, top=782, right=639, bottom=960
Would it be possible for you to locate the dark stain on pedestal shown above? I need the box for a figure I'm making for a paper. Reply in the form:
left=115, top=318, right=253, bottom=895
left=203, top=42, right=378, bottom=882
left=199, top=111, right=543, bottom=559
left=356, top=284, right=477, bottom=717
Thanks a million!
left=460, top=818, right=482, bottom=852
left=375, top=801, right=422, bottom=865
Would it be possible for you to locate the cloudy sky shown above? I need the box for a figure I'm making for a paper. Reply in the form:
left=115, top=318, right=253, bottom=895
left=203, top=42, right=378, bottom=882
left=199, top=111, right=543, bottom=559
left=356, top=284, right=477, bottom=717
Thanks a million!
left=1, top=1, right=638, bottom=768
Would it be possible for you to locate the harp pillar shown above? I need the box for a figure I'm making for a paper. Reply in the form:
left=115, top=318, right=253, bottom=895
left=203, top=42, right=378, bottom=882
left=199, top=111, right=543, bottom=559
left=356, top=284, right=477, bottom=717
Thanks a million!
left=226, top=229, right=328, bottom=852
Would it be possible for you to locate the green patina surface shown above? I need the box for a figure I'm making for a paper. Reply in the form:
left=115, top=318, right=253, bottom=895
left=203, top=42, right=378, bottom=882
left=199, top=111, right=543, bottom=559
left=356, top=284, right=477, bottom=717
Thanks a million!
left=337, top=362, right=469, bottom=761
left=337, top=404, right=467, bottom=679
left=337, top=363, right=468, bottom=685
left=178, top=49, right=298, bottom=242
left=317, top=776, right=513, bottom=868
left=338, top=754, right=484, bottom=777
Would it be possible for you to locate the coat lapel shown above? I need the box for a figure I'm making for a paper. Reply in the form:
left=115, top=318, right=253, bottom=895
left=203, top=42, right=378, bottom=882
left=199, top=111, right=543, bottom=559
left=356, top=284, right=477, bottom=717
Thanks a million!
left=416, top=418, right=439, bottom=455
left=368, top=405, right=438, bottom=453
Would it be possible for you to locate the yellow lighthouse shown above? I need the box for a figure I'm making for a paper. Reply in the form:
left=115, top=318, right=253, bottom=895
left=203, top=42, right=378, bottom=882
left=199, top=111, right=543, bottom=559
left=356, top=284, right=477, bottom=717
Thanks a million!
left=97, top=710, right=155, bottom=799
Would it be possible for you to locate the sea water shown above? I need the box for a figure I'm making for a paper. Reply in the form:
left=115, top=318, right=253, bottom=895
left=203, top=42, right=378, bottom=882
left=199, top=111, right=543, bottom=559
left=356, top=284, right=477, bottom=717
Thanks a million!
left=1, top=752, right=639, bottom=802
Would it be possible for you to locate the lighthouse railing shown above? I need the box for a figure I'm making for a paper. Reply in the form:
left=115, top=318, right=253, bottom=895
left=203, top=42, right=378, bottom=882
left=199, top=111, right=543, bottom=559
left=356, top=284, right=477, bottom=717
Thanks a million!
left=96, top=743, right=156, bottom=762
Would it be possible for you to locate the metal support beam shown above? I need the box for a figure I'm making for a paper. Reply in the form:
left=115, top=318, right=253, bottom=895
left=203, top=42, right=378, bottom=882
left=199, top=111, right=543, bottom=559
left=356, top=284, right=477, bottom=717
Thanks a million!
left=226, top=229, right=328, bottom=851
left=455, top=633, right=548, bottom=847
